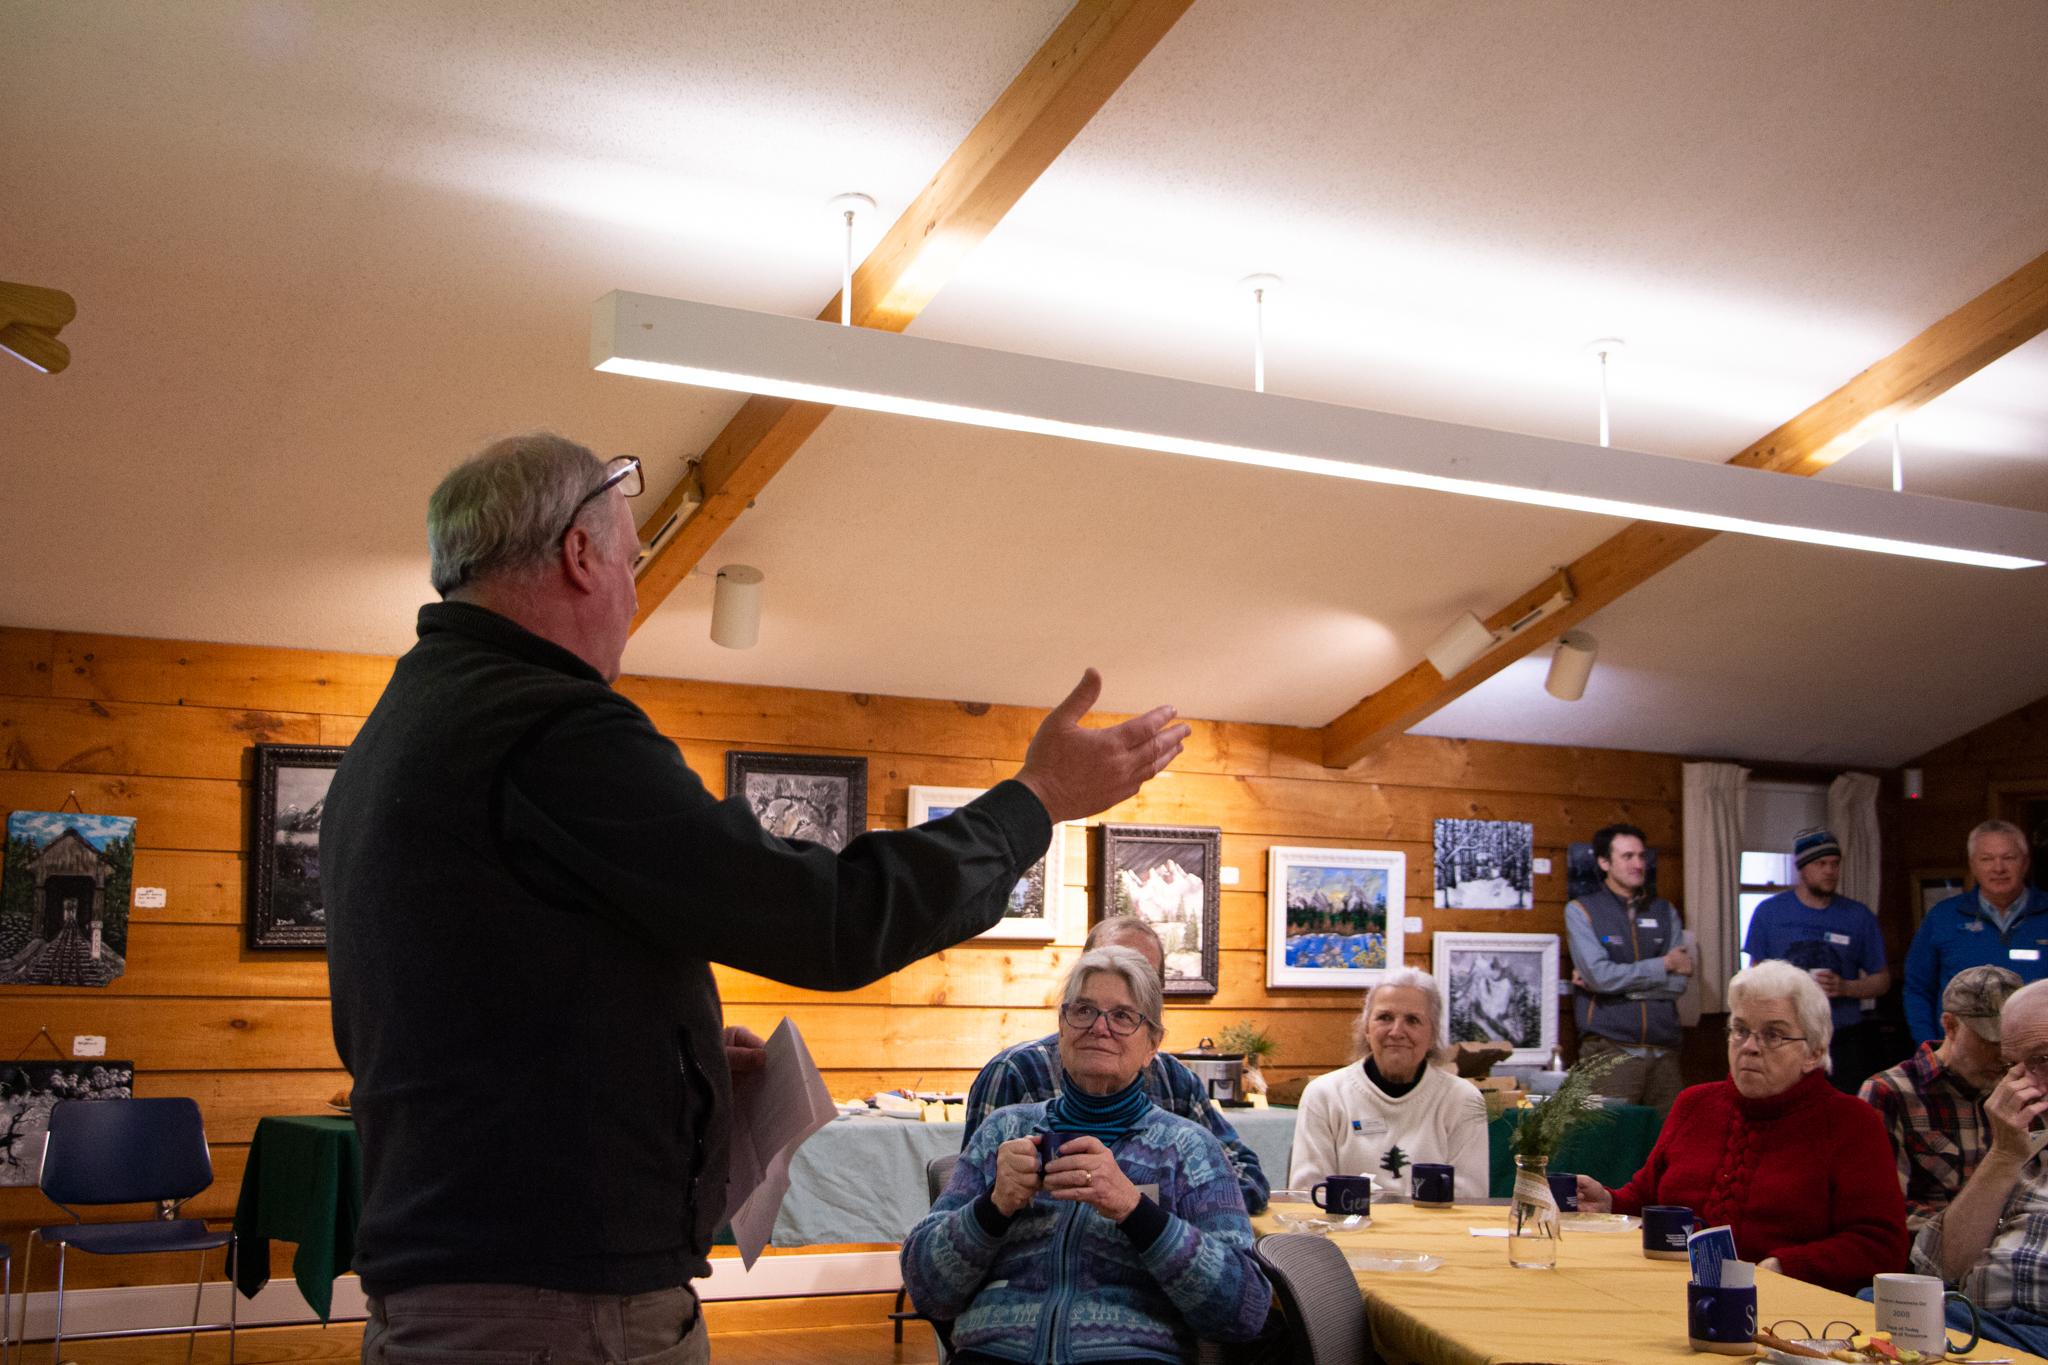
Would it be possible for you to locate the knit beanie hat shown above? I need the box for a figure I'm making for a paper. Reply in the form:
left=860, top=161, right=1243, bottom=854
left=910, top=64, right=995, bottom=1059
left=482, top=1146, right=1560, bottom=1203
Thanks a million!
left=1793, top=827, right=1841, bottom=868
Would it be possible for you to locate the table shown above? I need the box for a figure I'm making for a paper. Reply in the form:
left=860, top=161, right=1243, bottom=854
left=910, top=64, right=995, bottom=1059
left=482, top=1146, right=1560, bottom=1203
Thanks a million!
left=232, top=1114, right=361, bottom=1322
left=1486, top=1104, right=1662, bottom=1197
left=1251, top=1202, right=2039, bottom=1365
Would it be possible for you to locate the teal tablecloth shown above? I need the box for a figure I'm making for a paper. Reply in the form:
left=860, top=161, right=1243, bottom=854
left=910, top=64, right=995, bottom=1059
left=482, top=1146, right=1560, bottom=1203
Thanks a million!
left=1485, top=1102, right=1663, bottom=1197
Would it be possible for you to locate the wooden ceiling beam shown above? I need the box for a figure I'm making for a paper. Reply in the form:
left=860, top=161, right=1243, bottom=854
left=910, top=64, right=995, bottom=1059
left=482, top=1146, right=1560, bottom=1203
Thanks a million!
left=1320, top=246, right=2048, bottom=769
left=629, top=0, right=1194, bottom=633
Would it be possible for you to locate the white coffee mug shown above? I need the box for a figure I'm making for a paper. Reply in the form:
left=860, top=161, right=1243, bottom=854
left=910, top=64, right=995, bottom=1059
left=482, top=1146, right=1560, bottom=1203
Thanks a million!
left=1872, top=1273, right=1980, bottom=1359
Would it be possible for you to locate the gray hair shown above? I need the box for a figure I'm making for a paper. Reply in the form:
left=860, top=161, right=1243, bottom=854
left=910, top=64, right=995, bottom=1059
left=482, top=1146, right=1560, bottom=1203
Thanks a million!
left=1969, top=820, right=2028, bottom=861
left=1085, top=916, right=1164, bottom=973
left=1062, top=945, right=1165, bottom=1043
left=427, top=432, right=619, bottom=597
left=1350, top=967, right=1447, bottom=1062
left=1727, top=960, right=1833, bottom=1062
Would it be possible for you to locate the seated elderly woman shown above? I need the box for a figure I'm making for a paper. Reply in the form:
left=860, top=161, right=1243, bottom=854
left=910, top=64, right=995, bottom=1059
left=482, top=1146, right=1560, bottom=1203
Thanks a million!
left=1576, top=959, right=1907, bottom=1291
left=901, top=944, right=1270, bottom=1364
left=1290, top=967, right=1490, bottom=1199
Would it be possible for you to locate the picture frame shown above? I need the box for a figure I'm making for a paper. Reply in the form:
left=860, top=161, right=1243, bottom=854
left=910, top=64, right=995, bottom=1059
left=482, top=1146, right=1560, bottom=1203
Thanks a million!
left=249, top=743, right=347, bottom=950
left=1266, top=846, right=1406, bottom=988
left=0, top=1060, right=135, bottom=1186
left=1910, top=866, right=1969, bottom=926
left=1433, top=818, right=1534, bottom=909
left=1093, top=824, right=1222, bottom=996
left=1431, top=931, right=1559, bottom=1067
left=725, top=751, right=868, bottom=852
left=0, top=810, right=136, bottom=985
left=908, top=786, right=1063, bottom=941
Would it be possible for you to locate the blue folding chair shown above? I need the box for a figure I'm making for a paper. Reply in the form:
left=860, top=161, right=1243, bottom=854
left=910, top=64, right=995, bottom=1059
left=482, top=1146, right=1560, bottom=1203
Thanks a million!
left=20, top=1098, right=236, bottom=1364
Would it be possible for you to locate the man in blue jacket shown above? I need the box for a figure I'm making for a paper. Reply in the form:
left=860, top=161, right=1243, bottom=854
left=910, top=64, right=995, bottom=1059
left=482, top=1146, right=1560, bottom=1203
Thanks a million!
left=1905, top=820, right=2048, bottom=1044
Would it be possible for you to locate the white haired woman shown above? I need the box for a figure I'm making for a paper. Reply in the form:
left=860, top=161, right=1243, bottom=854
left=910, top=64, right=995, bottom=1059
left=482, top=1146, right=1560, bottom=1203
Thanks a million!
left=1289, top=967, right=1490, bottom=1199
left=901, top=945, right=1271, bottom=1363
left=1576, top=960, right=1907, bottom=1291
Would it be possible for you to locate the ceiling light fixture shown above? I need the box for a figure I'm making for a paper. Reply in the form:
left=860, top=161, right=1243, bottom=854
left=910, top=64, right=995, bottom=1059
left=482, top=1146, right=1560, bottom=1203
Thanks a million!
left=710, top=564, right=764, bottom=649
left=825, top=193, right=876, bottom=327
left=591, top=293, right=2048, bottom=570
left=1424, top=573, right=1577, bottom=678
left=1584, top=338, right=1625, bottom=449
left=1544, top=632, right=1598, bottom=701
left=1238, top=274, right=1282, bottom=394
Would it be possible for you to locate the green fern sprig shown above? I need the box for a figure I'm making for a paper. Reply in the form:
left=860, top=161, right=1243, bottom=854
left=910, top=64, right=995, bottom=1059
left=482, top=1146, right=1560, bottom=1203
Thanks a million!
left=1509, top=1050, right=1626, bottom=1161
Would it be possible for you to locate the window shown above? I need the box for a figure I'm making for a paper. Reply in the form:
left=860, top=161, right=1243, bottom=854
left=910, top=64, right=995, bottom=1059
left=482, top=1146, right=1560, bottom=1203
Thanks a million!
left=1739, top=851, right=1796, bottom=963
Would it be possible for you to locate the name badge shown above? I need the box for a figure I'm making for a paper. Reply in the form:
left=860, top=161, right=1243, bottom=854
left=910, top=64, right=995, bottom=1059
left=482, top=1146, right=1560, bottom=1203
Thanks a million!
left=1966, top=921, right=1985, bottom=933
left=1351, top=1116, right=1389, bottom=1137
left=2012, top=949, right=2041, bottom=962
left=1825, top=932, right=1852, bottom=946
left=1637, top=917, right=1659, bottom=929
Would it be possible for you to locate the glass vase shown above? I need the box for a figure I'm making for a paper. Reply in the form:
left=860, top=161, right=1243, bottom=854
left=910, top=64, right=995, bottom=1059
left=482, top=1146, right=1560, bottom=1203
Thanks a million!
left=1508, top=1153, right=1560, bottom=1269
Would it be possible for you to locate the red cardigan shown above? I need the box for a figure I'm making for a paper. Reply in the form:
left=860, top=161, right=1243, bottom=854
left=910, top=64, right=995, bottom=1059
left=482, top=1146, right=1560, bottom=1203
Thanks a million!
left=1608, top=1070, right=1907, bottom=1293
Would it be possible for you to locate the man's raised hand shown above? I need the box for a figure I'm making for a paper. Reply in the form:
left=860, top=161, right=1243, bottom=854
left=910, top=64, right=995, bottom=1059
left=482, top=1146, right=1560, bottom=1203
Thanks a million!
left=1015, top=669, right=1189, bottom=824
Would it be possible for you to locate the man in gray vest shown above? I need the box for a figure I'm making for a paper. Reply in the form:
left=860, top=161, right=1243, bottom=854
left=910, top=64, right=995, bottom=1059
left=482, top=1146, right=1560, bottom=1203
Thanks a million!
left=1565, top=822, right=1692, bottom=1117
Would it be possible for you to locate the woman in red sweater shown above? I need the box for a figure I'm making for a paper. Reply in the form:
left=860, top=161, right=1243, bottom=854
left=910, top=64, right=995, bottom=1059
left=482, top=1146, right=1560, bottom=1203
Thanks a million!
left=1576, top=960, right=1907, bottom=1294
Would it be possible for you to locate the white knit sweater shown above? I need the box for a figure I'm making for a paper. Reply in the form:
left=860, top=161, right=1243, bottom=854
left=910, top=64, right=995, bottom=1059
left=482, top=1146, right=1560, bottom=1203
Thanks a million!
left=1288, top=1061, right=1491, bottom=1200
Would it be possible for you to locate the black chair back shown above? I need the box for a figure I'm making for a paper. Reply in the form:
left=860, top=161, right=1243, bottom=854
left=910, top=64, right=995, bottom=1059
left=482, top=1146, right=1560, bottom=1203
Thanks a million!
left=42, top=1097, right=214, bottom=1211
left=927, top=1152, right=961, bottom=1203
left=1255, top=1232, right=1374, bottom=1365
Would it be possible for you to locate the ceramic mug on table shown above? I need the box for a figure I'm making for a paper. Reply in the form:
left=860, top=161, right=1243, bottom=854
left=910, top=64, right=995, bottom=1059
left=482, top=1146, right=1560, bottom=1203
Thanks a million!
left=1642, top=1205, right=1696, bottom=1260
left=1686, top=1282, right=1758, bottom=1355
left=1310, top=1175, right=1373, bottom=1216
left=1039, top=1131, right=1092, bottom=1172
left=1411, top=1163, right=1456, bottom=1207
left=1873, top=1273, right=1980, bottom=1360
left=1547, top=1172, right=1580, bottom=1212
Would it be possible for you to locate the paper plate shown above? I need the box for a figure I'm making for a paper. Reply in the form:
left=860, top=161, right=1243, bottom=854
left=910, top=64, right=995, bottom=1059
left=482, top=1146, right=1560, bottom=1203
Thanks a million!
left=1344, top=1249, right=1443, bottom=1273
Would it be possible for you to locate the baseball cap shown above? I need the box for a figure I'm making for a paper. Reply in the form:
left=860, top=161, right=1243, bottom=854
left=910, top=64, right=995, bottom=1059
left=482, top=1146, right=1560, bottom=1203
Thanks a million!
left=1944, top=964, right=2023, bottom=1042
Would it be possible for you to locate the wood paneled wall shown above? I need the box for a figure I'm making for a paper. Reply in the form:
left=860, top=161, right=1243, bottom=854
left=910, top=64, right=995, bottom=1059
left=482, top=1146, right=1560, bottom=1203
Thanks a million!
left=0, top=625, right=1682, bottom=1288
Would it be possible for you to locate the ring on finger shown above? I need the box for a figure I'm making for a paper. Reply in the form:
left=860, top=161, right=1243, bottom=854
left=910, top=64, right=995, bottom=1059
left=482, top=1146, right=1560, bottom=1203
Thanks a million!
left=1083, top=1169, right=1094, bottom=1186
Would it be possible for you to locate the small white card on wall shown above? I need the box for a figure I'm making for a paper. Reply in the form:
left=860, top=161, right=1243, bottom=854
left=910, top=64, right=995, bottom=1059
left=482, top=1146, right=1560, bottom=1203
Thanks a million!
left=73, top=1036, right=106, bottom=1058
left=1219, top=866, right=1240, bottom=886
left=133, top=886, right=166, bottom=908
left=1532, top=858, right=1552, bottom=875
left=1404, top=916, right=1423, bottom=934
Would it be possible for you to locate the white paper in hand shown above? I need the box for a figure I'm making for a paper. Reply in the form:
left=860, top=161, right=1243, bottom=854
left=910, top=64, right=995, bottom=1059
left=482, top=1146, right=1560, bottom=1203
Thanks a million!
left=723, top=1018, right=838, bottom=1268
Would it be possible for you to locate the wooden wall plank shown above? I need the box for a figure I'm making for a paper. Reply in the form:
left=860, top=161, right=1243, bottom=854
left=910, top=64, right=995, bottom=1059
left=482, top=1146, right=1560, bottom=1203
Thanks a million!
left=0, top=999, right=341, bottom=1070
left=129, top=850, right=245, bottom=925
left=95, top=924, right=328, bottom=998
left=0, top=696, right=319, bottom=780
left=0, top=628, right=54, bottom=699
left=0, top=771, right=241, bottom=850
left=134, top=1070, right=353, bottom=1142
left=51, top=632, right=394, bottom=714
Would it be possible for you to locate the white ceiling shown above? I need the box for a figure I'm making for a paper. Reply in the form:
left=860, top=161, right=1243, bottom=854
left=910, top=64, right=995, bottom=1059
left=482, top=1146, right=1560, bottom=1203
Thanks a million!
left=4, top=1, right=2045, bottom=768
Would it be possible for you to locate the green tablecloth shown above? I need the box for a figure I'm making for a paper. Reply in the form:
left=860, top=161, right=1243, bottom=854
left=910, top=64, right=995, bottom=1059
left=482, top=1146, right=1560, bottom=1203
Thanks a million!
left=232, top=1114, right=361, bottom=1322
left=1485, top=1102, right=1663, bottom=1197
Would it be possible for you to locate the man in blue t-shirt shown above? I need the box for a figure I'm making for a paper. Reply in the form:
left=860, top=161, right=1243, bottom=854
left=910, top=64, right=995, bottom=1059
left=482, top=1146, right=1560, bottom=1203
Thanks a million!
left=1742, top=826, right=1889, bottom=1092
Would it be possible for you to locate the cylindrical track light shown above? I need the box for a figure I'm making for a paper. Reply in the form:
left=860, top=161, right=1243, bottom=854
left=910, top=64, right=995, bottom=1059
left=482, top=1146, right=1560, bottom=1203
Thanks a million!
left=1424, top=612, right=1499, bottom=679
left=710, top=564, right=764, bottom=649
left=1544, top=631, right=1598, bottom=701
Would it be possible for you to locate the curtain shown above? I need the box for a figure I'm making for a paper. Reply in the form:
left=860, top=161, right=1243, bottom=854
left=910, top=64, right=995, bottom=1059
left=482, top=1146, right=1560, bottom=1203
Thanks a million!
left=1828, top=771, right=1882, bottom=914
left=1683, top=761, right=1750, bottom=1017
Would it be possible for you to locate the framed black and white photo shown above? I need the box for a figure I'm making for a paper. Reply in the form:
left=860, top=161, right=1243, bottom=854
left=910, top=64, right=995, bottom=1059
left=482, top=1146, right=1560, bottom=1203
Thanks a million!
left=1565, top=840, right=1662, bottom=903
left=1266, top=846, right=1405, bottom=988
left=1433, top=818, right=1534, bottom=909
left=726, top=751, right=868, bottom=852
left=249, top=743, right=346, bottom=950
left=909, top=786, right=1063, bottom=941
left=1093, top=824, right=1221, bottom=996
left=0, top=1060, right=134, bottom=1186
left=1432, top=931, right=1558, bottom=1066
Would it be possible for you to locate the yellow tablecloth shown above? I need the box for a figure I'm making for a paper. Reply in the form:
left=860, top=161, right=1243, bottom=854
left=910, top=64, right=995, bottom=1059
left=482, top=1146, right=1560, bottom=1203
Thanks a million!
left=1253, top=1203, right=2040, bottom=1365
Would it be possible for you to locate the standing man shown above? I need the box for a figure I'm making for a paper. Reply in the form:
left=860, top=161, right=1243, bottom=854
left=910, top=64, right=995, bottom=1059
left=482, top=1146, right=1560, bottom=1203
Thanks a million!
left=1860, top=965, right=2020, bottom=1233
left=1905, top=821, right=2048, bottom=1044
left=1743, top=827, right=1889, bottom=1091
left=325, top=433, right=1191, bottom=1365
left=1565, top=823, right=1691, bottom=1118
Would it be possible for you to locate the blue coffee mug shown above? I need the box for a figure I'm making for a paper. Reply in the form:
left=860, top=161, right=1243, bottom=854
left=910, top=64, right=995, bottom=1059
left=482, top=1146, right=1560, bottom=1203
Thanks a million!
left=1547, top=1172, right=1579, bottom=1212
left=1643, top=1205, right=1696, bottom=1260
left=1039, top=1131, right=1092, bottom=1171
left=1687, top=1282, right=1758, bottom=1354
left=1310, top=1175, right=1373, bottom=1216
left=1411, top=1163, right=1455, bottom=1206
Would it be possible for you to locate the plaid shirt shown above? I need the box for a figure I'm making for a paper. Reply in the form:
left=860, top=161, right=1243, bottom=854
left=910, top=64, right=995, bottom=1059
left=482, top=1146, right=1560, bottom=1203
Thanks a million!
left=962, top=1033, right=1270, bottom=1213
left=1860, top=1041, right=1990, bottom=1232
left=1912, top=1150, right=2048, bottom=1314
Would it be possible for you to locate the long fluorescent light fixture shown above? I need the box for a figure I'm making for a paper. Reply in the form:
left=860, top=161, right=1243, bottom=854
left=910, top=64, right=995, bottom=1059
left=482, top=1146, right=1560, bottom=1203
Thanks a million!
left=593, top=291, right=2048, bottom=570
